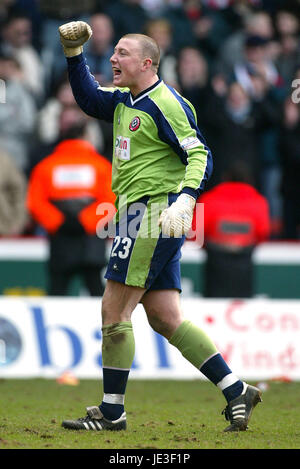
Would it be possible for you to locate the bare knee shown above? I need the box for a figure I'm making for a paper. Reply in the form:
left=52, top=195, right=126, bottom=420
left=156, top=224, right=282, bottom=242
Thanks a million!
left=145, top=304, right=183, bottom=340
left=101, top=294, right=131, bottom=325
left=101, top=280, right=145, bottom=325
left=147, top=311, right=173, bottom=338
left=142, top=289, right=183, bottom=339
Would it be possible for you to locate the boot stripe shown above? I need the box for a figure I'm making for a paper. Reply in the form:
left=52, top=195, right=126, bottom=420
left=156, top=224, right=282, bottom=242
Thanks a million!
left=83, top=422, right=89, bottom=430
left=233, top=410, right=245, bottom=416
left=233, top=413, right=245, bottom=419
left=95, top=421, right=102, bottom=430
left=89, top=421, right=96, bottom=430
left=232, top=404, right=246, bottom=410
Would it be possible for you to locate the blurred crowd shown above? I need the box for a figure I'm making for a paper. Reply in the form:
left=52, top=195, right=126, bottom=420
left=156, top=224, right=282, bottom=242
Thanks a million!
left=0, top=0, right=300, bottom=240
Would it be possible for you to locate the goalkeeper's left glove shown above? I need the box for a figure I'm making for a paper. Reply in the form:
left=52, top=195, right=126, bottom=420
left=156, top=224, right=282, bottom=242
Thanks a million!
left=158, top=193, right=196, bottom=237
left=59, top=21, right=92, bottom=57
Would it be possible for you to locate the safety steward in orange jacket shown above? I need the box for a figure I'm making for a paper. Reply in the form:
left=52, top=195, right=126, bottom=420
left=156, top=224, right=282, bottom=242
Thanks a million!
left=27, top=138, right=116, bottom=296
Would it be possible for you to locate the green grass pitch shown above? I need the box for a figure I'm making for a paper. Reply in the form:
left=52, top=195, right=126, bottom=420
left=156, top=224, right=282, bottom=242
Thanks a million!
left=0, top=378, right=300, bottom=449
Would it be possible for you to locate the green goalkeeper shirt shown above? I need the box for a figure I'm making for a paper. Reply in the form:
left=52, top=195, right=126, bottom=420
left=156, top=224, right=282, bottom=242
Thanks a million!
left=67, top=54, right=213, bottom=213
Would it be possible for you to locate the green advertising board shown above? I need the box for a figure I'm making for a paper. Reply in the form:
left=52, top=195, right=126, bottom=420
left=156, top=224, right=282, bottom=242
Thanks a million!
left=0, top=239, right=299, bottom=298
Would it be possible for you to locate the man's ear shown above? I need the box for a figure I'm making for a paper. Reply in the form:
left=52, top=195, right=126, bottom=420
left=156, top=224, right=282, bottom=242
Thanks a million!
left=142, top=58, right=153, bottom=71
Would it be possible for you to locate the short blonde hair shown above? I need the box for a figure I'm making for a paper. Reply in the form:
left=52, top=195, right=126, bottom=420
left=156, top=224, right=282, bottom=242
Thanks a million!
left=122, top=33, right=160, bottom=72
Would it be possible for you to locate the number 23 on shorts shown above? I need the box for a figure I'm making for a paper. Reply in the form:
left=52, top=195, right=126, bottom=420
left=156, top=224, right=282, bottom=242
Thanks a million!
left=111, top=235, right=132, bottom=259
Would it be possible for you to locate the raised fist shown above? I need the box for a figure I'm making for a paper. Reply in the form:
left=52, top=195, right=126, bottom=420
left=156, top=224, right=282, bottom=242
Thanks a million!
left=59, top=21, right=92, bottom=57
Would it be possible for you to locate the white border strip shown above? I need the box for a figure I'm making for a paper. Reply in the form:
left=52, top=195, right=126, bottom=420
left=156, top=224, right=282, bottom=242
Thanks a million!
left=1, top=239, right=300, bottom=264
left=182, top=242, right=300, bottom=264
left=0, top=238, right=49, bottom=260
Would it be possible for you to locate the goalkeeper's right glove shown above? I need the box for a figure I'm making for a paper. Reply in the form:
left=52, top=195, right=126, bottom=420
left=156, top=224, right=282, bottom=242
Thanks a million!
left=59, top=21, right=92, bottom=57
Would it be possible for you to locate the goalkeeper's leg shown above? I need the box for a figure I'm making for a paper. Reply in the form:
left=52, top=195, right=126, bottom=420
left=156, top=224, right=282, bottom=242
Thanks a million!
left=99, top=280, right=146, bottom=421
left=62, top=280, right=145, bottom=431
left=143, top=289, right=262, bottom=431
left=142, top=289, right=244, bottom=403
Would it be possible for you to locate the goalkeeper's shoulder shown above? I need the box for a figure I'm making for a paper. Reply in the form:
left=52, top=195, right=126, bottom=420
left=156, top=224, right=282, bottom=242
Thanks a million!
left=150, top=81, right=197, bottom=128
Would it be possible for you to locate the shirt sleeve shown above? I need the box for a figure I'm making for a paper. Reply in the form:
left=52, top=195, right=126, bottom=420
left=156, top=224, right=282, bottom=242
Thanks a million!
left=154, top=91, right=213, bottom=199
left=67, top=54, right=126, bottom=122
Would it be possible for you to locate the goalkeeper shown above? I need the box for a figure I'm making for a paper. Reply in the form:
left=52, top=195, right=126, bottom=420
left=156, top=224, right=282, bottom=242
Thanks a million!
left=59, top=21, right=262, bottom=433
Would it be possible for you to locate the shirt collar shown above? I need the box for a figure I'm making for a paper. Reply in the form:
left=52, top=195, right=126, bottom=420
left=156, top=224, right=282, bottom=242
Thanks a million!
left=130, top=79, right=162, bottom=105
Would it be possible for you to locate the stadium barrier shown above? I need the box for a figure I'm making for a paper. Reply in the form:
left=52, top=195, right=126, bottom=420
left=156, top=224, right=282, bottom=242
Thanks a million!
left=1, top=239, right=300, bottom=298
left=0, top=296, right=299, bottom=381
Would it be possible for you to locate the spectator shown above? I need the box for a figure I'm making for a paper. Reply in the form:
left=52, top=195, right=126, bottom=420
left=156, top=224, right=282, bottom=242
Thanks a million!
left=274, top=9, right=300, bottom=90
left=39, top=0, right=98, bottom=52
left=201, top=81, right=261, bottom=188
left=250, top=71, right=283, bottom=237
left=224, top=32, right=285, bottom=233
left=141, top=0, right=166, bottom=18
left=0, top=13, right=45, bottom=102
left=29, top=95, right=107, bottom=174
left=279, top=94, right=300, bottom=239
left=0, top=149, right=27, bottom=236
left=39, top=0, right=98, bottom=91
left=217, top=10, right=274, bottom=74
left=26, top=122, right=116, bottom=296
left=36, top=78, right=103, bottom=150
left=144, top=18, right=177, bottom=86
left=9, top=0, right=43, bottom=50
left=39, top=0, right=98, bottom=20
left=37, top=78, right=78, bottom=147
left=0, top=53, right=36, bottom=172
left=190, top=1, right=236, bottom=64
left=232, top=34, right=281, bottom=99
left=203, top=72, right=283, bottom=230
left=84, top=13, right=115, bottom=85
left=175, top=46, right=210, bottom=124
left=162, top=0, right=196, bottom=50
left=104, top=0, right=149, bottom=41
left=0, top=0, right=16, bottom=27
left=193, top=161, right=271, bottom=298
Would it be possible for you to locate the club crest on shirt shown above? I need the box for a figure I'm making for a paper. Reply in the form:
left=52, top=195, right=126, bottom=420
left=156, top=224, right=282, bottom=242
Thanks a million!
left=129, top=116, right=140, bottom=131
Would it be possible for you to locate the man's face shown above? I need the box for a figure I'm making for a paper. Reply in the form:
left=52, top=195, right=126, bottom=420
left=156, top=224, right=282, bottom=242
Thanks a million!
left=110, top=38, right=144, bottom=89
left=90, top=15, right=113, bottom=52
left=4, top=18, right=31, bottom=48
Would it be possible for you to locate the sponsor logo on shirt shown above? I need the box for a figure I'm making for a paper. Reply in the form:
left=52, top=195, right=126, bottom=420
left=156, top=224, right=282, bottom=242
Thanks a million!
left=129, top=116, right=141, bottom=131
left=180, top=136, right=201, bottom=151
left=115, top=136, right=131, bottom=160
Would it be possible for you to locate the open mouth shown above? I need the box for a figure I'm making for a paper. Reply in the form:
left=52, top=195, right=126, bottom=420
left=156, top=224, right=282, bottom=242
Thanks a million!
left=113, top=68, right=122, bottom=77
